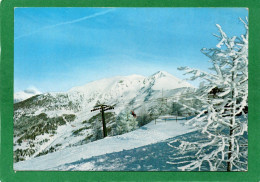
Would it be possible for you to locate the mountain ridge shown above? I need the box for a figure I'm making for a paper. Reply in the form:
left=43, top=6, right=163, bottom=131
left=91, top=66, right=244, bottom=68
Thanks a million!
left=14, top=71, right=193, bottom=104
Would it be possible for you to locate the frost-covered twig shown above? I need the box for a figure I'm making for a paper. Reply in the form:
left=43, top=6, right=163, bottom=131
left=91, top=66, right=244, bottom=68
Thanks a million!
left=168, top=18, right=248, bottom=171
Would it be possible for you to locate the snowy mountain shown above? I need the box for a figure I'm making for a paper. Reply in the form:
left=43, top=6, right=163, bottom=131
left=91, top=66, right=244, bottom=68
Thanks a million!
left=13, top=71, right=194, bottom=164
left=14, top=87, right=42, bottom=103
left=69, top=71, right=192, bottom=93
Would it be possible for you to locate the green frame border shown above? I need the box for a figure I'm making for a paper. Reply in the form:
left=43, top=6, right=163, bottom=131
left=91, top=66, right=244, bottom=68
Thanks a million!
left=1, top=0, right=259, bottom=181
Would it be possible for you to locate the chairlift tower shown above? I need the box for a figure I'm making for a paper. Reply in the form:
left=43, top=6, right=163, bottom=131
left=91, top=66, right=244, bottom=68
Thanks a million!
left=91, top=104, right=114, bottom=138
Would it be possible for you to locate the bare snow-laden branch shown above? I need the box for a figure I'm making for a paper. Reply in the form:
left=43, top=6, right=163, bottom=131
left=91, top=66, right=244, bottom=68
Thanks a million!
left=168, top=18, right=248, bottom=171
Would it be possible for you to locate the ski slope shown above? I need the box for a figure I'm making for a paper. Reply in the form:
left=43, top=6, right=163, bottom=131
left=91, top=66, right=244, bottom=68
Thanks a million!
left=14, top=117, right=194, bottom=171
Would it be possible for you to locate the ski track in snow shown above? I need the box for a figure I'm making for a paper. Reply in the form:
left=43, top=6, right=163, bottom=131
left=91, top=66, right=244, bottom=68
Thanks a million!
left=14, top=118, right=194, bottom=171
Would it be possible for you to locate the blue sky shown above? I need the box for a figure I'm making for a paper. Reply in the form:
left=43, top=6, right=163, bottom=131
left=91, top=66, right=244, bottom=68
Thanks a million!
left=14, top=8, right=248, bottom=93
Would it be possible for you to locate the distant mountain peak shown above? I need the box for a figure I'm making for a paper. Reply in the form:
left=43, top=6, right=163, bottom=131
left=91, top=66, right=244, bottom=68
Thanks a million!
left=152, top=71, right=169, bottom=77
left=149, top=71, right=177, bottom=80
left=14, top=87, right=42, bottom=103
left=155, top=70, right=170, bottom=75
left=146, top=71, right=193, bottom=90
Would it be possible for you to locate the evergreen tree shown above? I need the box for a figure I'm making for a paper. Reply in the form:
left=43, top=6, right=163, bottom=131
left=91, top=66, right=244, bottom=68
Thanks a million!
left=92, top=119, right=103, bottom=140
left=115, top=109, right=138, bottom=135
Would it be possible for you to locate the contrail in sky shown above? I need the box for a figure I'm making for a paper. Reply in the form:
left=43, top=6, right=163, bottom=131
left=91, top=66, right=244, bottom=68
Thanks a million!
left=15, top=8, right=115, bottom=40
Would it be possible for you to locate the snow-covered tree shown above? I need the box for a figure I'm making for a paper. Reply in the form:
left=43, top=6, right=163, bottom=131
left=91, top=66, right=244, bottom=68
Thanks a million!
left=171, top=102, right=183, bottom=116
left=167, top=89, right=201, bottom=118
left=115, top=109, right=138, bottom=135
left=158, top=100, right=170, bottom=116
left=91, top=119, right=103, bottom=140
left=147, top=106, right=160, bottom=124
left=137, top=105, right=151, bottom=126
left=168, top=18, right=248, bottom=171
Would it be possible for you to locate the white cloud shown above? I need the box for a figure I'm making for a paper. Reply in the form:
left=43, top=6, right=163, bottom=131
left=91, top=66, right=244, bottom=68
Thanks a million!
left=24, top=86, right=41, bottom=94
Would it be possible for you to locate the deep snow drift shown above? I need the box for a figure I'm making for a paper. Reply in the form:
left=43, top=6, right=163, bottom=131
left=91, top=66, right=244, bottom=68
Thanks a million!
left=14, top=117, right=194, bottom=170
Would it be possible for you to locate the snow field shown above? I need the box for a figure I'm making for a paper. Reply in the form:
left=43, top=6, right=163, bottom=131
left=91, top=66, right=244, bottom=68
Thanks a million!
left=14, top=117, right=194, bottom=170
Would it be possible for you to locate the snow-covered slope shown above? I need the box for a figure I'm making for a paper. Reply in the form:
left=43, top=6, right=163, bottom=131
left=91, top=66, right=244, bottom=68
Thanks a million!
left=14, top=87, right=41, bottom=103
left=66, top=71, right=193, bottom=111
left=14, top=117, right=194, bottom=170
left=13, top=71, right=195, bottom=164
